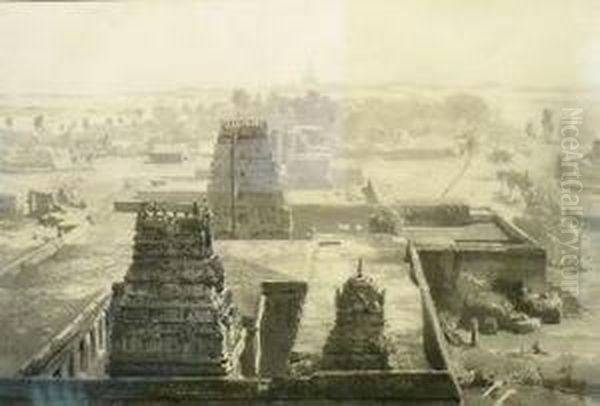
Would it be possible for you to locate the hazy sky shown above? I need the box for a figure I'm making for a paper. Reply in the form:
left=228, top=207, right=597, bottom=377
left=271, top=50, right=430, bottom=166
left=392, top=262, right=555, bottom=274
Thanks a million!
left=0, top=0, right=598, bottom=94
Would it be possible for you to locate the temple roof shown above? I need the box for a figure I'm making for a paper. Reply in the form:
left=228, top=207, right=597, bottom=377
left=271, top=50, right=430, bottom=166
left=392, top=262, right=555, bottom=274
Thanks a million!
left=337, top=258, right=384, bottom=314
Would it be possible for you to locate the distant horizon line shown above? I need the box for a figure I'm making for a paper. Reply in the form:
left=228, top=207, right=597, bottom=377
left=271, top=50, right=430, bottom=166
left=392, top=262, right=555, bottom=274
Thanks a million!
left=0, top=79, right=597, bottom=98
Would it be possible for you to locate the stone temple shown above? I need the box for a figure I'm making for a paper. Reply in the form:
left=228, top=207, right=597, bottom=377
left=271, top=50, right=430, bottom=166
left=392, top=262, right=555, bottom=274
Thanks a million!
left=321, top=259, right=389, bottom=370
left=10, top=203, right=471, bottom=405
left=107, top=202, right=243, bottom=377
left=207, top=120, right=291, bottom=239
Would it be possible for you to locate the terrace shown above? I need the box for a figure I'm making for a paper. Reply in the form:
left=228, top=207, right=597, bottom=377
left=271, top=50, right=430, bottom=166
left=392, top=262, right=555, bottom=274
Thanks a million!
left=7, top=233, right=463, bottom=405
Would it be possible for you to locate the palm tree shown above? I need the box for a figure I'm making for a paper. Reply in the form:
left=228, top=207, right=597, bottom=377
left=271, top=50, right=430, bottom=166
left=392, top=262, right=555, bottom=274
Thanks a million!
left=440, top=131, right=477, bottom=198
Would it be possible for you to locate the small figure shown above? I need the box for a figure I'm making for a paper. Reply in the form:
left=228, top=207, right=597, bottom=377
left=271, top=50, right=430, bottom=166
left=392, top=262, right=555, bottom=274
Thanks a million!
left=470, top=317, right=479, bottom=347
left=357, top=257, right=364, bottom=278
left=532, top=340, right=547, bottom=355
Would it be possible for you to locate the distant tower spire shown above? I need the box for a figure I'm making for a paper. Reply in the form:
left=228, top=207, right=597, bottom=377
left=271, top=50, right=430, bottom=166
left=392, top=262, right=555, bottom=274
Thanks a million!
left=357, top=258, right=363, bottom=278
left=303, top=58, right=318, bottom=90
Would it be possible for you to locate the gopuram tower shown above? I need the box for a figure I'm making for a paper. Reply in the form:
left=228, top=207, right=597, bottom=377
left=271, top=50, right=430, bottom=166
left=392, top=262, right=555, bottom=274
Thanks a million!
left=107, top=202, right=242, bottom=377
left=207, top=120, right=291, bottom=239
left=322, top=259, right=390, bottom=370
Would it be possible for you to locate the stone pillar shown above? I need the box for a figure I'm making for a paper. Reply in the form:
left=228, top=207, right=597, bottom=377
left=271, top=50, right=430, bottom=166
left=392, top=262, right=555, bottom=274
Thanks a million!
left=470, top=317, right=479, bottom=347
left=91, top=329, right=98, bottom=359
left=60, top=357, right=70, bottom=378
left=97, top=315, right=105, bottom=351
left=240, top=316, right=259, bottom=377
left=70, top=349, right=79, bottom=377
left=87, top=332, right=95, bottom=371
left=258, top=281, right=307, bottom=378
left=78, top=337, right=88, bottom=374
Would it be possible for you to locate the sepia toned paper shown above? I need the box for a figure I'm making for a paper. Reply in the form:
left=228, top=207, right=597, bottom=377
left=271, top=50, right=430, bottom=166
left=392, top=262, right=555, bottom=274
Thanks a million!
left=0, top=1, right=598, bottom=405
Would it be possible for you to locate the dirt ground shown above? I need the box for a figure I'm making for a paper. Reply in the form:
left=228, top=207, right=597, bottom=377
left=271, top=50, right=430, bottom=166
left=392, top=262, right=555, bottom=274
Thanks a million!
left=0, top=148, right=599, bottom=405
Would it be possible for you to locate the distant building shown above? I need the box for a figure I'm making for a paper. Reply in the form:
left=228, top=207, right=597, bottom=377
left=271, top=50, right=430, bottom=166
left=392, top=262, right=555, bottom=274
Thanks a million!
left=396, top=203, right=547, bottom=307
left=207, top=120, right=291, bottom=239
left=361, top=179, right=379, bottom=204
left=134, top=180, right=207, bottom=204
left=1, top=146, right=74, bottom=172
left=147, top=144, right=189, bottom=164
left=0, top=192, right=20, bottom=219
left=286, top=188, right=374, bottom=239
left=280, top=125, right=337, bottom=189
left=285, top=153, right=333, bottom=189
left=27, top=190, right=56, bottom=217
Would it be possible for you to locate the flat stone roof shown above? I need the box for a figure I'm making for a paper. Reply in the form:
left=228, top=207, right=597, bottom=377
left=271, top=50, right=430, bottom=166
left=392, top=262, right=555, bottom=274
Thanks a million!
left=216, top=235, right=428, bottom=370
left=136, top=179, right=208, bottom=193
left=399, top=221, right=513, bottom=244
left=0, top=227, right=428, bottom=377
left=0, top=213, right=135, bottom=377
left=286, top=188, right=368, bottom=206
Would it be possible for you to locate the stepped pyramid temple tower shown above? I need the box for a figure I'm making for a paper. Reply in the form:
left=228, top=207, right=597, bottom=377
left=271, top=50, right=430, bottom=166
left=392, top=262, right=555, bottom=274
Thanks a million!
left=108, top=202, right=243, bottom=377
left=207, top=120, right=291, bottom=239
left=322, top=259, right=389, bottom=370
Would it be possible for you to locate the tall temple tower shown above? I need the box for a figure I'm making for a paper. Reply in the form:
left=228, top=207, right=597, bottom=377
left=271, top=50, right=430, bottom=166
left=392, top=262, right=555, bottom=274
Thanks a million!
left=107, top=202, right=242, bottom=377
left=207, top=120, right=291, bottom=239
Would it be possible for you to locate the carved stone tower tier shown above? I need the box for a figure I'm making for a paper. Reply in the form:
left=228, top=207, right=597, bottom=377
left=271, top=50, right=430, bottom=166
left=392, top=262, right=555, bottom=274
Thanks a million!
left=107, top=202, right=242, bottom=377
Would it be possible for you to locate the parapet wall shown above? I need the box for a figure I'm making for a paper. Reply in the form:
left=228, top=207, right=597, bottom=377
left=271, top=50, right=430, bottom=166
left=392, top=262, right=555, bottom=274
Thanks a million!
left=217, top=120, right=268, bottom=142
left=0, top=371, right=461, bottom=405
left=409, top=210, right=547, bottom=298
left=290, top=203, right=375, bottom=239
left=17, top=291, right=110, bottom=379
left=395, top=202, right=471, bottom=227
left=258, top=281, right=308, bottom=377
left=456, top=246, right=546, bottom=293
left=407, top=243, right=452, bottom=371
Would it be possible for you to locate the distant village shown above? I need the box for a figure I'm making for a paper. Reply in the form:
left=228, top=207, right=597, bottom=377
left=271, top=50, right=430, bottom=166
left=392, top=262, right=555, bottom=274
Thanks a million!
left=0, top=86, right=599, bottom=406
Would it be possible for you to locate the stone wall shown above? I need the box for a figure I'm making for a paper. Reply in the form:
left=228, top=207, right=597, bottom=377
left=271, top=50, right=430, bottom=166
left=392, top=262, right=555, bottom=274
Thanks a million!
left=457, top=246, right=546, bottom=292
left=416, top=248, right=460, bottom=312
left=395, top=203, right=470, bottom=227
left=17, top=292, right=110, bottom=379
left=258, top=281, right=308, bottom=378
left=290, top=203, right=374, bottom=239
left=417, top=244, right=546, bottom=315
left=114, top=201, right=197, bottom=214
left=0, top=372, right=462, bottom=405
left=0, top=192, right=19, bottom=218
left=412, top=213, right=547, bottom=315
left=210, top=197, right=291, bottom=240
left=239, top=317, right=259, bottom=377
left=407, top=244, right=453, bottom=372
